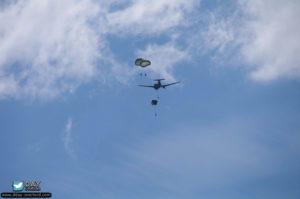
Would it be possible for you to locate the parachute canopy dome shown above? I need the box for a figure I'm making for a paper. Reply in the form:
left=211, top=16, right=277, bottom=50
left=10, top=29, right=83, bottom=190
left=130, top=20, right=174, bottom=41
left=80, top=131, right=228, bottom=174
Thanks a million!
left=135, top=58, right=151, bottom=67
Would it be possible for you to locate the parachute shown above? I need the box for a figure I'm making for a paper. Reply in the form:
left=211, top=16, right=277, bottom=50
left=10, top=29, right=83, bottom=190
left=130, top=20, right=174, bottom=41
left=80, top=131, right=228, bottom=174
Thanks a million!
left=135, top=58, right=151, bottom=68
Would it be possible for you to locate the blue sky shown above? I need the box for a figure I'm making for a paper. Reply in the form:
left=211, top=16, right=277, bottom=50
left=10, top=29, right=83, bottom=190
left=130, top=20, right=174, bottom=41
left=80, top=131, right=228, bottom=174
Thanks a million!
left=1, top=0, right=300, bottom=198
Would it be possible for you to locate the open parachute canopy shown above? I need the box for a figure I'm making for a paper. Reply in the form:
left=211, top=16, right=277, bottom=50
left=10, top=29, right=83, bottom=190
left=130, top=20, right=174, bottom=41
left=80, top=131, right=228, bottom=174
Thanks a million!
left=135, top=58, right=151, bottom=68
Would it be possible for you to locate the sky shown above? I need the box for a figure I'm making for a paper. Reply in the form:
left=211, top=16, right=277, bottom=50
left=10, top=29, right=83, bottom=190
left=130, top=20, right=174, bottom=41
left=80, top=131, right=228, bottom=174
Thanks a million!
left=0, top=0, right=300, bottom=198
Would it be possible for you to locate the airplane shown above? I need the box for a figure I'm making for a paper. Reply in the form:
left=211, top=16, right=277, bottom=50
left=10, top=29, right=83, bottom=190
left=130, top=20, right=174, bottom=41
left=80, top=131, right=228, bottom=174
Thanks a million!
left=138, top=79, right=180, bottom=90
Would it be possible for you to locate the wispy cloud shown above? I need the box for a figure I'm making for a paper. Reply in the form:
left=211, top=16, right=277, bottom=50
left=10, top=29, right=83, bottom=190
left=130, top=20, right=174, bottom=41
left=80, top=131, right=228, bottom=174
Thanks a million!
left=63, top=118, right=76, bottom=159
left=136, top=41, right=189, bottom=80
left=107, top=0, right=199, bottom=35
left=199, top=0, right=300, bottom=82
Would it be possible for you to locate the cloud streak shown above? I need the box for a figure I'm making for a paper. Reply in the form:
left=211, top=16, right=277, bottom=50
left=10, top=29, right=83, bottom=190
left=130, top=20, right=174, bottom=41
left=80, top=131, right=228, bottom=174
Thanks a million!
left=63, top=118, right=75, bottom=159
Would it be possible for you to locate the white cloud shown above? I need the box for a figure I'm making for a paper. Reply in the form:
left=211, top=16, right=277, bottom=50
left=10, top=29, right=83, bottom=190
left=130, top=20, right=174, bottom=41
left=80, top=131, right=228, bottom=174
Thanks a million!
left=0, top=0, right=105, bottom=99
left=63, top=118, right=75, bottom=159
left=201, top=13, right=235, bottom=54
left=107, top=0, right=199, bottom=35
left=239, top=0, right=300, bottom=81
left=0, top=75, right=18, bottom=98
left=136, top=41, right=189, bottom=80
left=0, top=0, right=199, bottom=100
left=201, top=0, right=300, bottom=82
left=1, top=0, right=298, bottom=100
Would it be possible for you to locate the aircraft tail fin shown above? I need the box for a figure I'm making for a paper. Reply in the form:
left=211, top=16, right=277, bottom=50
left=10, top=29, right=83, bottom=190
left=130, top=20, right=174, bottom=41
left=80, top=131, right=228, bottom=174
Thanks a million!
left=153, top=78, right=165, bottom=81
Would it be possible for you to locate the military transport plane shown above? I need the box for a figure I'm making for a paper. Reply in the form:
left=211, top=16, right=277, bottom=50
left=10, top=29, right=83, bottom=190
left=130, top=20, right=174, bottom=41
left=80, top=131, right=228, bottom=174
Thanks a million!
left=138, top=79, right=180, bottom=90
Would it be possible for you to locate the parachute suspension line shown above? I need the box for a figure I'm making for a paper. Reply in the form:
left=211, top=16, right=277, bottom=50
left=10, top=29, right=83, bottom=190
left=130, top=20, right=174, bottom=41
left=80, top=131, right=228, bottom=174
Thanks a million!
left=155, top=90, right=159, bottom=117
left=135, top=58, right=151, bottom=79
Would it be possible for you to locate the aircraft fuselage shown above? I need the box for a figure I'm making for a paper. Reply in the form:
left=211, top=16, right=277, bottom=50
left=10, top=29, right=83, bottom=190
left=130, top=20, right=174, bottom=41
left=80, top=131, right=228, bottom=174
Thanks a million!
left=154, top=81, right=161, bottom=90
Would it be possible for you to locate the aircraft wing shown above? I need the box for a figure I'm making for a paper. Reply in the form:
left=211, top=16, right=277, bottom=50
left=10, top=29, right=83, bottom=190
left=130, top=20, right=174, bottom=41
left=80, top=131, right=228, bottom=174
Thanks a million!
left=138, top=85, right=155, bottom=88
left=162, top=81, right=180, bottom=87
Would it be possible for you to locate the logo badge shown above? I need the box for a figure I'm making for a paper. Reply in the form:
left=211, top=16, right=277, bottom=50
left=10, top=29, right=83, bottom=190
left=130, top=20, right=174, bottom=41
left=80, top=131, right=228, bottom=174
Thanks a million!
left=12, top=181, right=24, bottom=191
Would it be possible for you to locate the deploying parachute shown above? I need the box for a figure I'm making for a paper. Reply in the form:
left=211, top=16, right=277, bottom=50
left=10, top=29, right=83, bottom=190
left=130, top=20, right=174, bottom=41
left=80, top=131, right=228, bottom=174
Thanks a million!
left=135, top=58, right=151, bottom=68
